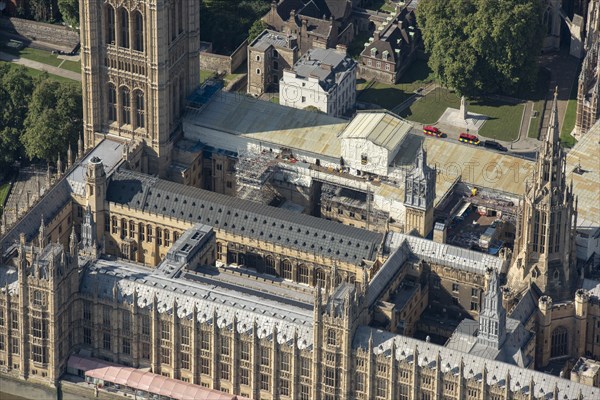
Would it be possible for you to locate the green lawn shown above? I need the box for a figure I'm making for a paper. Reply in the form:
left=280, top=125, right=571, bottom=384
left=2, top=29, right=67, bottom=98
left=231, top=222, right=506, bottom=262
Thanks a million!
left=526, top=68, right=551, bottom=138
left=1, top=37, right=81, bottom=74
left=357, top=59, right=435, bottom=110
left=0, top=61, right=78, bottom=84
left=399, top=87, right=460, bottom=123
left=470, top=99, right=524, bottom=141
left=560, top=74, right=578, bottom=147
left=0, top=182, right=11, bottom=217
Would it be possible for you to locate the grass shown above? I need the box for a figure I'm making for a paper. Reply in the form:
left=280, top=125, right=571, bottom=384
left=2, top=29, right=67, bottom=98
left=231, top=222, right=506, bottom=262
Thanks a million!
left=399, top=87, right=460, bottom=123
left=0, top=182, right=11, bottom=218
left=200, top=70, right=216, bottom=83
left=526, top=68, right=551, bottom=139
left=0, top=37, right=81, bottom=74
left=357, top=59, right=435, bottom=110
left=364, top=0, right=396, bottom=13
left=0, top=61, right=78, bottom=84
left=560, top=72, right=579, bottom=147
left=470, top=99, right=524, bottom=141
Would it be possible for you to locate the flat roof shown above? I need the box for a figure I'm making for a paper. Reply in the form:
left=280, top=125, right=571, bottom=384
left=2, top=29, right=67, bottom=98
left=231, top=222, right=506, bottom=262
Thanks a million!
left=566, top=120, right=600, bottom=229
left=341, top=111, right=413, bottom=153
left=183, top=91, right=348, bottom=159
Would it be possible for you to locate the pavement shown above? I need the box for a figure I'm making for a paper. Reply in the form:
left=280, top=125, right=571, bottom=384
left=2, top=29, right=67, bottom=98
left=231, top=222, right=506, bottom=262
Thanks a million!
left=0, top=50, right=81, bottom=81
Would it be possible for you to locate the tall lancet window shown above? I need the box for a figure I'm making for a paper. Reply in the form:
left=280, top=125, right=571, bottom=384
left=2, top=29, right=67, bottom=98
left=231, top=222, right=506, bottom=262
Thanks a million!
left=120, top=8, right=130, bottom=48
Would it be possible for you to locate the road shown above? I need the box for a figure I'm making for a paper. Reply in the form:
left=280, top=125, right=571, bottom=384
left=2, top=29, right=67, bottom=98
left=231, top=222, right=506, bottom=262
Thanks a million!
left=0, top=51, right=81, bottom=81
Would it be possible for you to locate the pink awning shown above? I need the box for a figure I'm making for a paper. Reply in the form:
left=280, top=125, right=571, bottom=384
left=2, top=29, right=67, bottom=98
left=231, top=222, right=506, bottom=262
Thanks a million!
left=148, top=374, right=167, bottom=393
left=137, top=373, right=154, bottom=391
left=127, top=369, right=145, bottom=388
left=159, top=379, right=177, bottom=397
left=114, top=368, right=133, bottom=385
left=103, top=366, right=120, bottom=382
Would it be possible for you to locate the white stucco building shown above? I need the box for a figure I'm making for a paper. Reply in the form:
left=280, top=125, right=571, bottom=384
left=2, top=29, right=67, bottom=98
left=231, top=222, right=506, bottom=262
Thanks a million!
left=279, top=47, right=356, bottom=117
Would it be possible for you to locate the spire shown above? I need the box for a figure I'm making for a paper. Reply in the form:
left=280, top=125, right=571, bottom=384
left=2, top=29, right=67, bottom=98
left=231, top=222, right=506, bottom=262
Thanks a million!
left=478, top=268, right=507, bottom=349
left=57, top=154, right=63, bottom=176
left=67, top=145, right=73, bottom=168
left=78, top=134, right=84, bottom=159
left=546, top=87, right=560, bottom=147
left=38, top=214, right=46, bottom=250
left=69, top=226, right=77, bottom=257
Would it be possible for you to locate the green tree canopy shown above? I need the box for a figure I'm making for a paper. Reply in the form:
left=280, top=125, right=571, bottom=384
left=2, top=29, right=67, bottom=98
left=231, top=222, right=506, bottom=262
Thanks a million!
left=417, top=0, right=544, bottom=96
left=58, top=0, right=79, bottom=28
left=21, top=78, right=82, bottom=163
left=248, top=20, right=268, bottom=43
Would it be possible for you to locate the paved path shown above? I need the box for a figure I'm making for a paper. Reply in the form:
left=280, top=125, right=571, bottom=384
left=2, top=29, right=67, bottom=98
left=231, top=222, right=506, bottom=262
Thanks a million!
left=391, top=82, right=438, bottom=115
left=0, top=51, right=81, bottom=81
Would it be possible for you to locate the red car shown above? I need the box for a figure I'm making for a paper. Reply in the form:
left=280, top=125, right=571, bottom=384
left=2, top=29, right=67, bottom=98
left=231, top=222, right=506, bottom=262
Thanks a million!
left=459, top=132, right=480, bottom=145
left=423, top=125, right=443, bottom=137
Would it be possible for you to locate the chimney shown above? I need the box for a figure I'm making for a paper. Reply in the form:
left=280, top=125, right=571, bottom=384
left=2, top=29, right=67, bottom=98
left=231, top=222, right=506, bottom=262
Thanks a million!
left=374, top=32, right=380, bottom=41
left=335, top=44, right=347, bottom=55
left=433, top=222, right=447, bottom=244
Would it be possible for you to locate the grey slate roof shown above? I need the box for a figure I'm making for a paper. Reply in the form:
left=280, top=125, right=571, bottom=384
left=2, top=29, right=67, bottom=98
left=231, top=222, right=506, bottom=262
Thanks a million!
left=67, top=139, right=125, bottom=196
left=0, top=265, right=18, bottom=295
left=367, top=240, right=410, bottom=307
left=385, top=232, right=506, bottom=274
left=291, top=48, right=356, bottom=91
left=81, top=259, right=315, bottom=349
left=353, top=326, right=599, bottom=399
left=106, top=170, right=382, bottom=264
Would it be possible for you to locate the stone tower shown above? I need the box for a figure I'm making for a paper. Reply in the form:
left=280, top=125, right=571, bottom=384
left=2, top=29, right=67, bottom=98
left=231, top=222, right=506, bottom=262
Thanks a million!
left=80, top=0, right=200, bottom=176
left=477, top=268, right=507, bottom=349
left=508, top=89, right=579, bottom=301
left=85, top=157, right=107, bottom=252
left=403, top=144, right=436, bottom=237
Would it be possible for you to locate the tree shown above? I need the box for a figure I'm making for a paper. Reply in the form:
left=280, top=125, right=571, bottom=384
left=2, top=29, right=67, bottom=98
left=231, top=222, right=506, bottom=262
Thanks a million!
left=248, top=20, right=267, bottom=43
left=58, top=0, right=79, bottom=28
left=417, top=0, right=544, bottom=96
left=21, top=78, right=82, bottom=162
left=0, top=128, right=23, bottom=171
left=0, top=64, right=34, bottom=131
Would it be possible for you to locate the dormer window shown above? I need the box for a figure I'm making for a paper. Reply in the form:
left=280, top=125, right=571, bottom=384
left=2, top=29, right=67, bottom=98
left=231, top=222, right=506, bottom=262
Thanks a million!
left=382, top=50, right=389, bottom=60
left=370, top=48, right=377, bottom=57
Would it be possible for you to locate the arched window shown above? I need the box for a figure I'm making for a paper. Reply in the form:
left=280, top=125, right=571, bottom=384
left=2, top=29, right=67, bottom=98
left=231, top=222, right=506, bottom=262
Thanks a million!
left=281, top=260, right=293, bottom=280
left=111, top=216, right=118, bottom=234
left=315, top=269, right=326, bottom=287
left=138, top=223, right=145, bottom=241
left=551, top=327, right=568, bottom=357
left=129, top=220, right=135, bottom=238
left=105, top=5, right=116, bottom=45
left=297, top=264, right=309, bottom=285
left=120, top=8, right=130, bottom=48
left=265, top=256, right=276, bottom=276
left=134, top=90, right=145, bottom=129
left=164, top=229, right=170, bottom=246
left=121, top=87, right=131, bottom=125
left=132, top=11, right=144, bottom=51
left=121, top=218, right=127, bottom=238
left=146, top=224, right=153, bottom=242
left=156, top=227, right=162, bottom=245
left=107, top=84, right=117, bottom=122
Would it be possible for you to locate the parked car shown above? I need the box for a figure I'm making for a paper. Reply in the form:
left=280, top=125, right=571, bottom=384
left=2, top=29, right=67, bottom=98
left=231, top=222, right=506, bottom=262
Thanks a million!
left=483, top=140, right=508, bottom=152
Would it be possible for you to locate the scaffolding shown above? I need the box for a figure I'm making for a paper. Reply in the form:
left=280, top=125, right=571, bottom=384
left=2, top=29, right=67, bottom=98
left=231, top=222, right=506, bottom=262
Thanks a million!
left=235, top=150, right=281, bottom=204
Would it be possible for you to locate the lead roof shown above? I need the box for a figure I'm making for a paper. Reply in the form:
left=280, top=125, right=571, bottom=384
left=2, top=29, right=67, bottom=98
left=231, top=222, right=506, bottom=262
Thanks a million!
left=106, top=170, right=382, bottom=264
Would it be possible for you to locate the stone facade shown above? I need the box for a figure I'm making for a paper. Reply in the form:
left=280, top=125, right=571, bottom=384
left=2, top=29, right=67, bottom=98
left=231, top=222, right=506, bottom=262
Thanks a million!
left=200, top=40, right=248, bottom=75
left=79, top=0, right=200, bottom=177
left=0, top=17, right=79, bottom=51
left=574, top=31, right=600, bottom=137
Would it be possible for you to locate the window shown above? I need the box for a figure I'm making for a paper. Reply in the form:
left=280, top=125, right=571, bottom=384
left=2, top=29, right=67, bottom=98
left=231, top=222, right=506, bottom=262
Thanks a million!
left=103, top=332, right=111, bottom=350
left=280, top=352, right=290, bottom=372
left=281, top=260, right=293, bottom=280
left=265, top=256, right=276, bottom=276
left=452, top=283, right=460, bottom=293
left=0, top=334, right=5, bottom=351
left=325, top=367, right=337, bottom=388
left=315, top=269, right=326, bottom=287
left=33, top=290, right=45, bottom=306
left=32, top=345, right=47, bottom=364
left=241, top=341, right=250, bottom=361
left=120, top=8, right=130, bottom=48
left=301, top=96, right=306, bottom=103
left=139, top=223, right=145, bottom=241
left=256, top=55, right=261, bottom=61
left=260, top=373, right=270, bottom=391
left=471, top=288, right=478, bottom=297
left=111, top=216, right=118, bottom=234
left=141, top=315, right=150, bottom=335
left=385, top=64, right=390, bottom=71
left=367, top=59, right=372, bottom=66
left=256, top=68, right=261, bottom=75
left=280, top=379, right=289, bottom=396
left=551, top=327, right=568, bottom=357
left=201, top=357, right=210, bottom=374
left=260, top=346, right=270, bottom=366
left=361, top=154, right=368, bottom=165
left=122, top=312, right=131, bottom=334
left=201, top=332, right=210, bottom=350
left=83, top=301, right=92, bottom=321
left=133, top=11, right=144, bottom=51
left=32, top=318, right=47, bottom=339
left=470, top=301, right=478, bottom=311
left=221, top=336, right=230, bottom=356
left=156, top=227, right=162, bottom=245
left=105, top=5, right=116, bottom=44
left=161, top=320, right=171, bottom=341
left=181, top=326, right=191, bottom=346
left=297, top=264, right=309, bottom=285
left=220, top=363, right=230, bottom=380
left=356, top=373, right=365, bottom=392
left=135, top=91, right=145, bottom=129
left=376, top=61, right=381, bottom=68
left=164, top=229, right=170, bottom=246
left=161, top=346, right=171, bottom=365
left=327, top=329, right=337, bottom=346
left=300, top=385, right=310, bottom=400
left=146, top=225, right=153, bottom=242
left=122, top=338, right=131, bottom=355
left=240, top=368, right=249, bottom=385
left=376, top=378, right=387, bottom=398
left=121, top=87, right=131, bottom=125
left=142, top=343, right=151, bottom=360
left=108, top=84, right=117, bottom=121
left=83, top=327, right=92, bottom=345
left=102, top=306, right=111, bottom=328
left=11, top=337, right=19, bottom=354
left=129, top=220, right=135, bottom=238
left=181, top=352, right=190, bottom=370
left=300, top=357, right=311, bottom=377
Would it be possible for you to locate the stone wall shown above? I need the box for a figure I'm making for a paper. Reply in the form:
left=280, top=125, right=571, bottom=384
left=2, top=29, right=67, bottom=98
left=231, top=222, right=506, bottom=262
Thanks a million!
left=200, top=40, right=248, bottom=74
left=0, top=17, right=79, bottom=51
